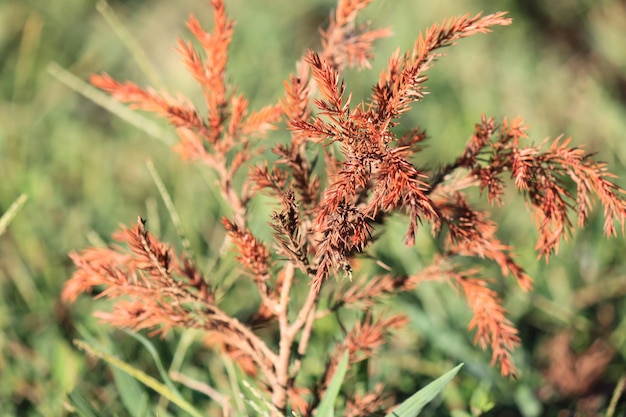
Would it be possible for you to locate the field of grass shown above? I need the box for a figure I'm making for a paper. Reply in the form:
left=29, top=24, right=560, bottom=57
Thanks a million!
left=2, top=0, right=626, bottom=416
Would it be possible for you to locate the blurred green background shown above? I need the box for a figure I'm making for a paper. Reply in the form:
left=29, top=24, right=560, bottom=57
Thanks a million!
left=1, top=0, right=626, bottom=415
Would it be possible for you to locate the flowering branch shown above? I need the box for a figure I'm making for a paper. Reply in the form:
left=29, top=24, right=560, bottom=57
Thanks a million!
left=64, top=0, right=626, bottom=414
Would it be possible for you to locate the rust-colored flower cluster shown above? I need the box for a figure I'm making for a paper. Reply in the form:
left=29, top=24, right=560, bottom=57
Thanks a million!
left=63, top=0, right=626, bottom=415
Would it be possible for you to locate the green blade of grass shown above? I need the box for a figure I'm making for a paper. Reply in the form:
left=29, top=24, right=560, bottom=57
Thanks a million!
left=0, top=193, right=27, bottom=236
left=606, top=375, right=625, bottom=417
left=75, top=326, right=151, bottom=417
left=224, top=354, right=246, bottom=413
left=47, top=62, right=175, bottom=146
left=314, top=350, right=350, bottom=417
left=122, top=329, right=183, bottom=404
left=74, top=339, right=203, bottom=417
left=67, top=389, right=102, bottom=417
left=241, top=379, right=279, bottom=416
left=110, top=367, right=151, bottom=417
left=385, top=363, right=464, bottom=417
left=146, top=160, right=192, bottom=257
left=96, top=0, right=164, bottom=89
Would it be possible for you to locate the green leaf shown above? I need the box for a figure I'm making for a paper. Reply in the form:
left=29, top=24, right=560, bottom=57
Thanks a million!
left=314, top=351, right=350, bottom=417
left=385, top=363, right=464, bottom=417
left=110, top=366, right=151, bottom=417
left=67, top=389, right=102, bottom=417
left=240, top=379, right=277, bottom=416
left=469, top=381, right=494, bottom=416
left=450, top=411, right=472, bottom=417
left=514, top=384, right=542, bottom=417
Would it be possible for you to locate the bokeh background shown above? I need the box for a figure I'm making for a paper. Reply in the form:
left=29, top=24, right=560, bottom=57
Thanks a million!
left=1, top=0, right=626, bottom=415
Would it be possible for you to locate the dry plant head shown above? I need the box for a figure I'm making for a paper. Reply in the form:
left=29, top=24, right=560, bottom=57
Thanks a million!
left=63, top=0, right=626, bottom=415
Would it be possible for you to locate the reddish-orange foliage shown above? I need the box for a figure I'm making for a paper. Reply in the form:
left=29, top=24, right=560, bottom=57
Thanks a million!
left=64, top=0, right=626, bottom=414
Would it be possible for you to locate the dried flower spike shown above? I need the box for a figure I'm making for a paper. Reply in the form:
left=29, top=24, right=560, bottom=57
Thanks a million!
left=64, top=0, right=626, bottom=414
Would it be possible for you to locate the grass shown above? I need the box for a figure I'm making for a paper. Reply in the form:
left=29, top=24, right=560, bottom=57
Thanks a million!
left=1, top=0, right=626, bottom=415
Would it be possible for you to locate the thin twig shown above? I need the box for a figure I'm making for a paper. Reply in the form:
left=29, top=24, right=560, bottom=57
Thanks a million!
left=169, top=371, right=234, bottom=417
left=288, top=281, right=321, bottom=336
left=272, top=261, right=296, bottom=412
left=289, top=304, right=317, bottom=379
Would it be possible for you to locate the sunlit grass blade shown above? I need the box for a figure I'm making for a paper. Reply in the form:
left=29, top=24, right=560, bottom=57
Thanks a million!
left=13, top=14, right=42, bottom=101
left=47, top=62, right=175, bottom=146
left=385, top=363, right=464, bottom=417
left=606, top=375, right=625, bottom=417
left=145, top=197, right=161, bottom=238
left=74, top=339, right=203, bottom=417
left=224, top=354, right=247, bottom=413
left=0, top=193, right=27, bottom=236
left=241, top=379, right=280, bottom=416
left=314, top=350, right=349, bottom=417
left=96, top=0, right=164, bottom=89
left=146, top=160, right=192, bottom=257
